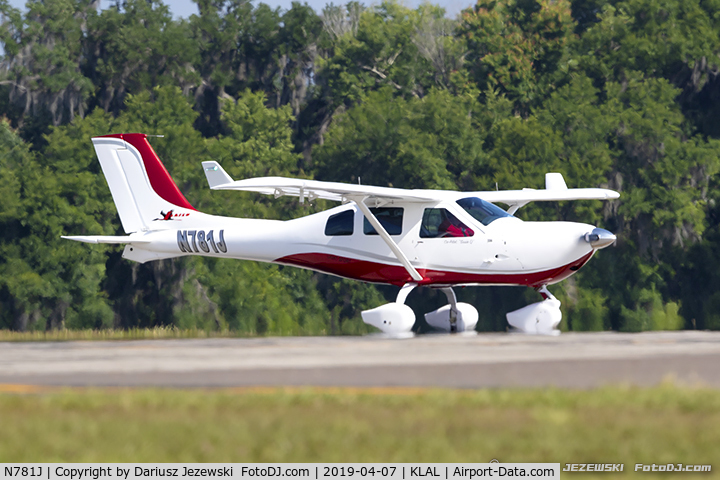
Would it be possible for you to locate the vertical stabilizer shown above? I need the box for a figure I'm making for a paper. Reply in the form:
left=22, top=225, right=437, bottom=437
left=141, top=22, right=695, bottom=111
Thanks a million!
left=91, top=134, right=196, bottom=234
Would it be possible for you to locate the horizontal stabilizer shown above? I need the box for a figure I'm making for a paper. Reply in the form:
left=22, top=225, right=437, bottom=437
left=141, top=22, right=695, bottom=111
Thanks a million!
left=61, top=235, right=152, bottom=244
left=202, top=161, right=234, bottom=189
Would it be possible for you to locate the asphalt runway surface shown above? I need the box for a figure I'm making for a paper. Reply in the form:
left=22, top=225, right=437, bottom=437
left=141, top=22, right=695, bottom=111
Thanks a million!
left=1, top=331, right=719, bottom=389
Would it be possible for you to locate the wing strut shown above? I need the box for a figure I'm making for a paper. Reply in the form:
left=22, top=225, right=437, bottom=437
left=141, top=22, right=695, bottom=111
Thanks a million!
left=349, top=196, right=424, bottom=282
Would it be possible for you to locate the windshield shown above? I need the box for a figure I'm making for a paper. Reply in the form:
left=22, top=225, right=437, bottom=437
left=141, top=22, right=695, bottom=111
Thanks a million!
left=456, top=197, right=514, bottom=226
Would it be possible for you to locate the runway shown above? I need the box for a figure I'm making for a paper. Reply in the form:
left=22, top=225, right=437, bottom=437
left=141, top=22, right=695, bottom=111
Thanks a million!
left=1, top=331, right=719, bottom=389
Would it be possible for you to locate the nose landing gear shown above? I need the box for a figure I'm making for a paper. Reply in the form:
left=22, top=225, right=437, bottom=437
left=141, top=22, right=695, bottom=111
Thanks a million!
left=506, top=285, right=562, bottom=335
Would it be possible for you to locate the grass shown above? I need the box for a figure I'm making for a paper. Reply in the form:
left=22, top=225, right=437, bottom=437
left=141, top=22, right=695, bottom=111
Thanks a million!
left=0, top=327, right=249, bottom=342
left=0, top=384, right=718, bottom=478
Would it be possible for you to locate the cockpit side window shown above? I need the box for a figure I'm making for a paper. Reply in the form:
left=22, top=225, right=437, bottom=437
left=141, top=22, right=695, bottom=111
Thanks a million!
left=420, top=208, right=474, bottom=238
left=456, top=197, right=513, bottom=226
left=325, top=209, right=354, bottom=236
left=363, top=207, right=404, bottom=235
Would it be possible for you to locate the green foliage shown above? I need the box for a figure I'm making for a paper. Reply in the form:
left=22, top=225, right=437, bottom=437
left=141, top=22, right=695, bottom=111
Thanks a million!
left=565, top=284, right=609, bottom=331
left=0, top=118, right=114, bottom=330
left=317, top=1, right=460, bottom=106
left=0, top=0, right=96, bottom=127
left=189, top=0, right=255, bottom=94
left=576, top=0, right=720, bottom=85
left=606, top=76, right=714, bottom=240
left=314, top=88, right=485, bottom=189
left=459, top=0, right=577, bottom=113
left=675, top=205, right=720, bottom=330
left=702, top=292, right=720, bottom=331
left=208, top=90, right=300, bottom=181
left=620, top=287, right=683, bottom=332
left=87, top=0, right=199, bottom=114
left=487, top=116, right=565, bottom=190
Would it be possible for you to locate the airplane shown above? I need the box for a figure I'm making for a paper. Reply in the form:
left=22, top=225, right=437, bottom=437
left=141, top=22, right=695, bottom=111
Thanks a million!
left=63, top=133, right=619, bottom=335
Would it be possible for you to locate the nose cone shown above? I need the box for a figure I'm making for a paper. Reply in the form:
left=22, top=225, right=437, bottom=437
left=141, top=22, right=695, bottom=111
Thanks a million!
left=584, top=228, right=616, bottom=249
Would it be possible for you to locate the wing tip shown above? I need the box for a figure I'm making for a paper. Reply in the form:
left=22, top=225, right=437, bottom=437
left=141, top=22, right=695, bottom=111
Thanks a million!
left=202, top=161, right=234, bottom=189
left=545, top=172, right=568, bottom=190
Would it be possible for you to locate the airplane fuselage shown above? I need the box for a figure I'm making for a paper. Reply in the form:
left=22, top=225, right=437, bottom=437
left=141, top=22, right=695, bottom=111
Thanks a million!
left=124, top=201, right=597, bottom=288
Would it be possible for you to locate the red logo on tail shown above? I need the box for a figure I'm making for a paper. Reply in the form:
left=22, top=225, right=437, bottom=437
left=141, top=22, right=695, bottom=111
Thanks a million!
left=154, top=210, right=175, bottom=221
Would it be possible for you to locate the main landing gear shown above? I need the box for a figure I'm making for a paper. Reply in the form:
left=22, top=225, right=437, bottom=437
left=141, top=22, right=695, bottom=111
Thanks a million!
left=361, top=283, right=478, bottom=335
left=361, top=284, right=562, bottom=336
left=424, top=287, right=479, bottom=333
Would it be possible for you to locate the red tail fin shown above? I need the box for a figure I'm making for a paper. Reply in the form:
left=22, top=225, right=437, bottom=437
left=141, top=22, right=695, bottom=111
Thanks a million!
left=96, top=133, right=196, bottom=211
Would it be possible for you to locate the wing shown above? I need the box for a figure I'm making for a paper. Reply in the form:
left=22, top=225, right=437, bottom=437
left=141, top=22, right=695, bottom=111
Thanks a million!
left=201, top=161, right=444, bottom=203
left=202, top=162, right=619, bottom=211
left=473, top=173, right=619, bottom=214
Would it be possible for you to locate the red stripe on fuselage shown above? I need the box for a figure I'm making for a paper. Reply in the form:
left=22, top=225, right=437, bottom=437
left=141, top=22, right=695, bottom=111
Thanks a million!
left=275, top=251, right=595, bottom=287
left=97, top=133, right=196, bottom=211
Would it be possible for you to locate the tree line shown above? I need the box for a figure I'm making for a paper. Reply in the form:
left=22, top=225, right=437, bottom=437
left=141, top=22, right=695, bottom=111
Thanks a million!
left=1, top=0, right=720, bottom=333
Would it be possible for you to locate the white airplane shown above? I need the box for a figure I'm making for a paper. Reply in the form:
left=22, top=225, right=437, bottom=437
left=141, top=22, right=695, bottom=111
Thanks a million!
left=63, top=133, right=619, bottom=335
